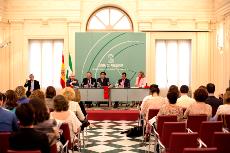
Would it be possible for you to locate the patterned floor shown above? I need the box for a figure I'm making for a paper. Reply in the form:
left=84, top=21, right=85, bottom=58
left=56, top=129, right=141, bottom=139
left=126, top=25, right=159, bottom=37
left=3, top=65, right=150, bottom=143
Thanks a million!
left=80, top=120, right=155, bottom=153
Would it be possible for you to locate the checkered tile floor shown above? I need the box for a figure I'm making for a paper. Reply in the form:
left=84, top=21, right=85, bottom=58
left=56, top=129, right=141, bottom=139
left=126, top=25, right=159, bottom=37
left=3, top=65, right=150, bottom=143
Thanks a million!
left=80, top=120, right=155, bottom=153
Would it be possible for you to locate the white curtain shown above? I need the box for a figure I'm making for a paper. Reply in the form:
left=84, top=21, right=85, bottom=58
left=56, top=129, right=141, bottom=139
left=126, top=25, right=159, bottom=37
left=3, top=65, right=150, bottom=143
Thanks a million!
left=155, top=40, right=191, bottom=88
left=29, top=40, right=63, bottom=89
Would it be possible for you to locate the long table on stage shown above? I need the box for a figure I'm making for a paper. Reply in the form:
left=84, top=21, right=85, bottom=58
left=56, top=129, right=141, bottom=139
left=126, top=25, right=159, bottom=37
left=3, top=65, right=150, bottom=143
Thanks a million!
left=78, top=88, right=149, bottom=107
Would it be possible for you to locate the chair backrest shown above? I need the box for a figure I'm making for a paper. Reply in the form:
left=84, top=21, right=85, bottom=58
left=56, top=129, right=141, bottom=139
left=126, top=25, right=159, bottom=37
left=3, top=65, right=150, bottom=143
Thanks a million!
left=211, top=132, right=230, bottom=153
left=212, top=107, right=218, bottom=117
left=59, top=123, right=72, bottom=149
left=0, top=132, right=11, bottom=153
left=187, top=115, right=208, bottom=132
left=50, top=144, right=57, bottom=153
left=183, top=148, right=218, bottom=153
left=160, top=122, right=186, bottom=148
left=168, top=132, right=199, bottom=153
left=217, top=114, right=230, bottom=129
left=199, top=121, right=223, bottom=147
left=157, top=115, right=177, bottom=137
left=148, top=109, right=159, bottom=120
left=7, top=150, right=41, bottom=153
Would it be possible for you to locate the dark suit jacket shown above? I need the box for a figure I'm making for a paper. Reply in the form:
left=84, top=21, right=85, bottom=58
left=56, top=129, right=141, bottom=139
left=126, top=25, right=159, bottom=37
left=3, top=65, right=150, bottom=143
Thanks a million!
left=66, top=78, right=79, bottom=87
left=24, top=80, right=40, bottom=97
left=118, top=78, right=130, bottom=88
left=97, top=78, right=110, bottom=87
left=82, top=78, right=97, bottom=88
left=206, top=96, right=223, bottom=117
left=9, top=128, right=50, bottom=153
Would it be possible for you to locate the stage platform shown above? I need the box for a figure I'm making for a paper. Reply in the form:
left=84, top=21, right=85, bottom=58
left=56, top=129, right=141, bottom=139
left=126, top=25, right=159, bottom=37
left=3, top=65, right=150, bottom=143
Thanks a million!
left=86, top=109, right=140, bottom=121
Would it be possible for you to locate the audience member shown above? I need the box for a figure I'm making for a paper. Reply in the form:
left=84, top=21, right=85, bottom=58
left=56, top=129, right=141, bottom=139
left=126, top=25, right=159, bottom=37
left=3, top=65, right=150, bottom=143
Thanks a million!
left=176, top=85, right=195, bottom=108
left=157, top=91, right=183, bottom=121
left=9, top=103, right=50, bottom=153
left=205, top=83, right=223, bottom=116
left=141, top=84, right=167, bottom=120
left=213, top=91, right=230, bottom=120
left=0, top=92, right=18, bottom=132
left=184, top=88, right=212, bottom=119
left=30, top=98, right=59, bottom=146
left=50, top=95, right=82, bottom=140
left=29, top=89, right=45, bottom=101
left=45, top=86, right=56, bottom=110
left=5, top=90, right=18, bottom=113
left=61, top=87, right=85, bottom=121
left=74, top=89, right=87, bottom=117
left=15, top=86, right=29, bottom=104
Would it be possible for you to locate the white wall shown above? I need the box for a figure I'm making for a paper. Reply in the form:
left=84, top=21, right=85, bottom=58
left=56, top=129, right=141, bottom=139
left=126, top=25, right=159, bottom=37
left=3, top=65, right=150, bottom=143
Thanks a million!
left=0, top=0, right=229, bottom=95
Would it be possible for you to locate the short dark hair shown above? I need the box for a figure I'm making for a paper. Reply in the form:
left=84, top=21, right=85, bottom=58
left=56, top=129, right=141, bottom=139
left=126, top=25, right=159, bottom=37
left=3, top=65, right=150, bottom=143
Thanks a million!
left=100, top=72, right=106, bottom=75
left=53, top=95, right=69, bottom=112
left=180, top=85, right=189, bottom=93
left=149, top=84, right=160, bottom=94
left=206, top=83, right=215, bottom=93
left=168, top=85, right=179, bottom=95
left=45, top=86, right=56, bottom=98
left=167, top=91, right=179, bottom=104
left=122, top=72, right=126, bottom=77
left=29, top=98, right=49, bottom=124
left=16, top=103, right=35, bottom=126
left=194, top=88, right=208, bottom=102
left=226, top=87, right=230, bottom=92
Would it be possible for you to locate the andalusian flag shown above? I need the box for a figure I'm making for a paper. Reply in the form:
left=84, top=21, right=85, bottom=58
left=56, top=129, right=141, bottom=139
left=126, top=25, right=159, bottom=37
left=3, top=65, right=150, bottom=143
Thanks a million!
left=66, top=52, right=73, bottom=79
left=60, top=53, right=65, bottom=88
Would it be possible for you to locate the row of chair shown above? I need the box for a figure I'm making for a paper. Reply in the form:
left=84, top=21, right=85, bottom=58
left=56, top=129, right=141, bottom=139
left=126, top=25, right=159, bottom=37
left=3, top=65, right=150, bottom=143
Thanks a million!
left=0, top=122, right=85, bottom=153
left=0, top=132, right=58, bottom=153
left=150, top=115, right=230, bottom=153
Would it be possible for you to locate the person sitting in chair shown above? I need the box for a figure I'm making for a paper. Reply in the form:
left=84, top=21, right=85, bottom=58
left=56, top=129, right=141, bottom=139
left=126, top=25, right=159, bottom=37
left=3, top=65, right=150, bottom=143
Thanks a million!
left=66, top=74, right=79, bottom=88
left=114, top=72, right=130, bottom=108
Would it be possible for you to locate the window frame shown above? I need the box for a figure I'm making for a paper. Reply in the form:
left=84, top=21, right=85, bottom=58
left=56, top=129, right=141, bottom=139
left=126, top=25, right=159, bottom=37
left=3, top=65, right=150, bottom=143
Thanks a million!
left=86, top=6, right=134, bottom=32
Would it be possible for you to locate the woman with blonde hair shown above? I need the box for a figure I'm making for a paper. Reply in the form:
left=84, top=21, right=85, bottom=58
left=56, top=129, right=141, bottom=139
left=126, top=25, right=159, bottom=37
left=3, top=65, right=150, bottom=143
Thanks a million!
left=15, top=86, right=29, bottom=104
left=135, top=71, right=147, bottom=88
left=29, top=89, right=45, bottom=101
left=61, top=87, right=85, bottom=122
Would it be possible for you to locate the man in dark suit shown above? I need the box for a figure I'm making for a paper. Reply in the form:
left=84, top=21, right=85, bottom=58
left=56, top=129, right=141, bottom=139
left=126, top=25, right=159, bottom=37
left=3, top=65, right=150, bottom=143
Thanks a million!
left=82, top=72, right=97, bottom=88
left=205, top=83, right=223, bottom=117
left=96, top=72, right=110, bottom=107
left=118, top=72, right=130, bottom=88
left=66, top=74, right=79, bottom=88
left=24, top=74, right=40, bottom=97
left=97, top=72, right=110, bottom=87
left=9, top=103, right=50, bottom=153
left=114, top=72, right=130, bottom=108
left=82, top=72, right=96, bottom=107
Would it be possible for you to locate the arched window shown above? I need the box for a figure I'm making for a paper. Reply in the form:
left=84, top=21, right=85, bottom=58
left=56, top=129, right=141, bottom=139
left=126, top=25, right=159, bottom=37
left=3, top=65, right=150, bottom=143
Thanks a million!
left=86, top=6, right=133, bottom=31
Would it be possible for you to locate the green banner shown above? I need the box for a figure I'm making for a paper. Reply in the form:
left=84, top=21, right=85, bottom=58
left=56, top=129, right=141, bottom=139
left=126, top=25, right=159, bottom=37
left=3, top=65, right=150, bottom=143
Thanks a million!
left=75, top=32, right=146, bottom=86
